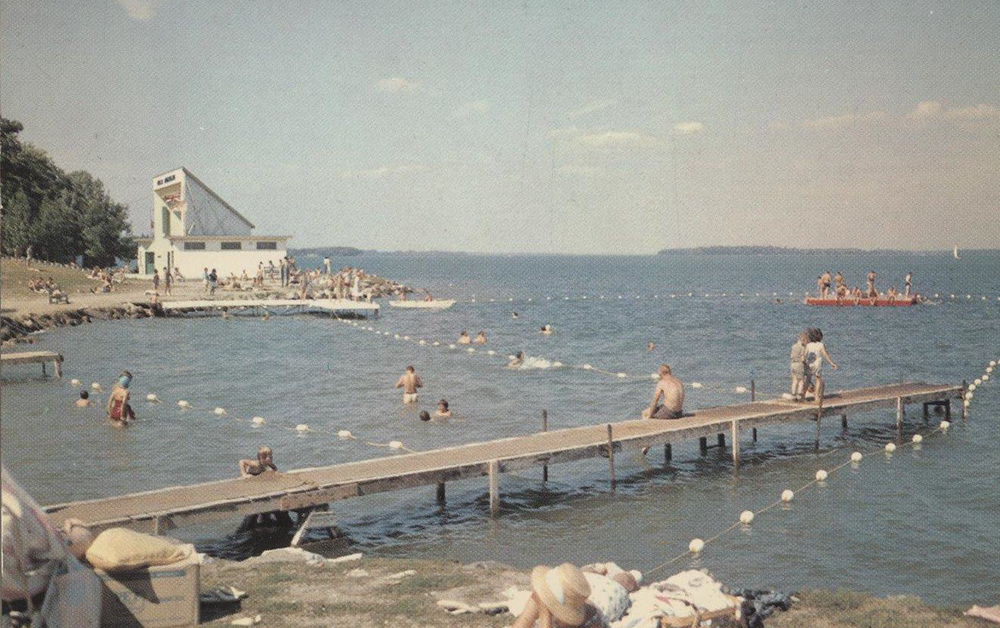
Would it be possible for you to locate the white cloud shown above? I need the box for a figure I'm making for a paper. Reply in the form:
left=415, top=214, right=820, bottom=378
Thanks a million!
left=567, top=99, right=618, bottom=119
left=907, top=100, right=943, bottom=120
left=116, top=0, right=158, bottom=20
left=549, top=126, right=583, bottom=140
left=453, top=99, right=490, bottom=117
left=375, top=77, right=422, bottom=94
left=339, top=164, right=426, bottom=180
left=557, top=164, right=606, bottom=178
left=800, top=111, right=888, bottom=129
left=942, top=104, right=999, bottom=120
left=576, top=131, right=652, bottom=148
left=673, top=121, right=705, bottom=135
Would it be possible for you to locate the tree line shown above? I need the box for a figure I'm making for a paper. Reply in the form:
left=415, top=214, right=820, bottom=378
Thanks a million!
left=1, top=117, right=135, bottom=267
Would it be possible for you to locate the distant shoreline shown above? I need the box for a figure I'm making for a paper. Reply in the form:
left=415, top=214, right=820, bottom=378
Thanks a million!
left=289, top=246, right=998, bottom=257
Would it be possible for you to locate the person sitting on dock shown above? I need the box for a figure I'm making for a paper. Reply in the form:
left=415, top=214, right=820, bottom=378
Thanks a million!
left=805, top=328, right=838, bottom=404
left=106, top=371, right=135, bottom=425
left=473, top=331, right=488, bottom=344
left=395, top=366, right=423, bottom=404
left=239, top=446, right=277, bottom=478
left=641, top=364, right=684, bottom=423
left=457, top=330, right=471, bottom=344
left=75, top=391, right=91, bottom=408
left=886, top=286, right=898, bottom=302
left=435, top=399, right=452, bottom=418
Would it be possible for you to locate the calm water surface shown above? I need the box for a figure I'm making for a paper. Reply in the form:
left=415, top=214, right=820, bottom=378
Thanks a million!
left=2, top=252, right=997, bottom=604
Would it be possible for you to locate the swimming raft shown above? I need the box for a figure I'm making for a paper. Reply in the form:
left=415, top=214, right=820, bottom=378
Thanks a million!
left=804, top=296, right=919, bottom=307
left=388, top=299, right=456, bottom=310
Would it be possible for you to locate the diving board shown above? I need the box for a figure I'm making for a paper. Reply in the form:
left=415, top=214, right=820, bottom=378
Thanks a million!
left=43, top=382, right=963, bottom=535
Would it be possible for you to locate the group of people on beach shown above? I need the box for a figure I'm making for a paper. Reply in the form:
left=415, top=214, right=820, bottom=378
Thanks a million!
left=814, top=270, right=913, bottom=301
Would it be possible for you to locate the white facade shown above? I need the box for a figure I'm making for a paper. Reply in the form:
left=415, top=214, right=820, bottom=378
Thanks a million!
left=135, top=168, right=290, bottom=278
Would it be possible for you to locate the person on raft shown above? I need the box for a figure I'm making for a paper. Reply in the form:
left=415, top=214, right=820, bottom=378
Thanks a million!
left=106, top=371, right=135, bottom=425
left=239, top=446, right=277, bottom=478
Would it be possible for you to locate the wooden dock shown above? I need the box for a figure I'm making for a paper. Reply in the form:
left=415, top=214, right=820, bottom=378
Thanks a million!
left=160, top=298, right=378, bottom=318
left=1, top=350, right=63, bottom=377
left=43, top=382, right=963, bottom=535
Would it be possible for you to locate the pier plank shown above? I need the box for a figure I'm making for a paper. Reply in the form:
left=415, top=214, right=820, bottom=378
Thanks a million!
left=43, top=382, right=961, bottom=533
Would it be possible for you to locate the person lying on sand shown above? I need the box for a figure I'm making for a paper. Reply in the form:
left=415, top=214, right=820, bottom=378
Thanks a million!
left=239, top=446, right=277, bottom=478
left=75, top=391, right=91, bottom=408
left=457, top=330, right=471, bottom=344
left=395, top=366, right=423, bottom=403
left=435, top=399, right=452, bottom=418
left=473, top=331, right=488, bottom=344
left=512, top=563, right=607, bottom=628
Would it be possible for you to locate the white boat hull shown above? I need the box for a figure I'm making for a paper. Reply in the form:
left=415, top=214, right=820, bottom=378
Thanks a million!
left=388, top=300, right=456, bottom=310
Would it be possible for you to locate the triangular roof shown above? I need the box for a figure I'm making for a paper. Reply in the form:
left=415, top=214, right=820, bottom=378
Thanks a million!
left=180, top=168, right=255, bottom=230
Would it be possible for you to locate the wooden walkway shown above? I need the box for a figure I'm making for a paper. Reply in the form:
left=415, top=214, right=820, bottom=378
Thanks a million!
left=161, top=298, right=378, bottom=318
left=1, top=350, right=63, bottom=377
left=43, top=382, right=963, bottom=534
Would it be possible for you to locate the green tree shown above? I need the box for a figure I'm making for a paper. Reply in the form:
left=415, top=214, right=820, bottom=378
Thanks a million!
left=69, top=171, right=135, bottom=267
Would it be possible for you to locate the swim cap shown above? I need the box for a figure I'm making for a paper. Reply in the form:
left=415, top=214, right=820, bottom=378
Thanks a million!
left=119, top=375, right=131, bottom=388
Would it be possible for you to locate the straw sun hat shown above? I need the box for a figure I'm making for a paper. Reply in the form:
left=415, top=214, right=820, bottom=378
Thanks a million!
left=530, top=563, right=592, bottom=626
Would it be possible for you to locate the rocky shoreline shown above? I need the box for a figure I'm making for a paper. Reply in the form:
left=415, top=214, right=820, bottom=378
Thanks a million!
left=1, top=303, right=161, bottom=347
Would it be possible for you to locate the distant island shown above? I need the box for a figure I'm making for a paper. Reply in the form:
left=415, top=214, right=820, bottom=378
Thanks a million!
left=291, top=246, right=365, bottom=257
left=657, top=246, right=946, bottom=256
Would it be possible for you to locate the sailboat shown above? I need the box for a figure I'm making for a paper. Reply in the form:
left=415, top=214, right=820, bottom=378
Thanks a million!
left=953, top=246, right=961, bottom=260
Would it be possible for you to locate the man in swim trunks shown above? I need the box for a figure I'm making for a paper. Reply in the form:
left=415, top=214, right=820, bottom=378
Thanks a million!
left=239, top=446, right=277, bottom=478
left=642, top=364, right=684, bottom=420
left=395, top=366, right=423, bottom=403
left=904, top=272, right=913, bottom=296
left=834, top=271, right=844, bottom=291
left=866, top=270, right=877, bottom=298
left=106, top=371, right=136, bottom=425
left=820, top=271, right=832, bottom=298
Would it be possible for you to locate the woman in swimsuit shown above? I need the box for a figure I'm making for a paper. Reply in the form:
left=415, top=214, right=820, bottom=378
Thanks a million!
left=106, top=371, right=135, bottom=425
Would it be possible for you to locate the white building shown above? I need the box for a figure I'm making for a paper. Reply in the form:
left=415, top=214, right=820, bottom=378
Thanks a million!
left=135, top=168, right=290, bottom=279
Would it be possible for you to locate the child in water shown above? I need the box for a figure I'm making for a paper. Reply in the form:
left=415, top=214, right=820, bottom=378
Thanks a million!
left=75, top=391, right=91, bottom=408
left=435, top=399, right=452, bottom=418
left=239, top=446, right=277, bottom=477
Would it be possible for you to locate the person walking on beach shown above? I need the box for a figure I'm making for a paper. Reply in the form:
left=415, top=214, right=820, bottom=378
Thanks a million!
left=395, top=366, right=423, bottom=404
left=202, top=267, right=209, bottom=294
left=209, top=268, right=218, bottom=296
left=805, top=328, right=838, bottom=404
left=790, top=331, right=809, bottom=401
left=162, top=266, right=172, bottom=296
left=239, top=446, right=277, bottom=478
left=641, top=365, right=684, bottom=454
left=152, top=269, right=160, bottom=293
left=106, top=371, right=135, bottom=425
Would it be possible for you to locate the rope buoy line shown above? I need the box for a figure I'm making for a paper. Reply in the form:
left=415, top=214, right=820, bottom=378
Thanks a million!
left=456, top=291, right=1000, bottom=305
left=645, top=354, right=997, bottom=577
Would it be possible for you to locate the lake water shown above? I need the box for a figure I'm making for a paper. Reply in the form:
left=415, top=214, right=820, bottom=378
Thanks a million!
left=2, top=252, right=998, bottom=605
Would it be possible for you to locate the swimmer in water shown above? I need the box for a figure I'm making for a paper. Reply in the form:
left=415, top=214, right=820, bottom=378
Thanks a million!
left=395, top=365, right=423, bottom=403
left=106, top=371, right=135, bottom=425
left=457, top=330, right=471, bottom=345
left=508, top=351, right=524, bottom=368
left=540, top=324, right=553, bottom=335
left=239, top=446, right=277, bottom=478
left=512, top=312, right=519, bottom=319
left=419, top=410, right=431, bottom=422
left=435, top=399, right=452, bottom=418
left=75, top=391, right=90, bottom=408
left=647, top=341, right=655, bottom=351
left=473, top=331, right=488, bottom=344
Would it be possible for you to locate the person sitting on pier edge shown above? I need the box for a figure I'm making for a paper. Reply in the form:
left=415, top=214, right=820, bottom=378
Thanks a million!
left=473, top=331, right=488, bottom=345
left=239, top=446, right=277, bottom=478
left=457, top=330, right=471, bottom=344
left=106, top=371, right=135, bottom=425
left=642, top=364, right=684, bottom=421
left=75, top=391, right=90, bottom=408
left=395, top=366, right=423, bottom=404
left=435, top=399, right=452, bottom=418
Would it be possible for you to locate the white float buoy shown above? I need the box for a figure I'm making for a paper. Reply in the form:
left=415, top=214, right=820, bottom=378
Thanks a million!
left=418, top=340, right=426, bottom=345
left=740, top=510, right=754, bottom=525
left=735, top=386, right=747, bottom=393
left=583, top=364, right=593, bottom=370
left=940, top=420, right=950, bottom=429
left=885, top=442, right=897, bottom=453
left=986, top=365, right=993, bottom=373
left=295, top=424, right=309, bottom=432
left=70, top=379, right=81, bottom=386
left=983, top=374, right=990, bottom=381
left=146, top=393, right=159, bottom=402
left=338, top=430, right=353, bottom=439
left=251, top=416, right=265, bottom=425
left=851, top=452, right=863, bottom=462
left=432, top=342, right=440, bottom=346
left=403, top=336, right=410, bottom=341
left=91, top=382, right=102, bottom=391
left=688, top=538, right=705, bottom=553
left=487, top=350, right=496, bottom=356
left=912, top=434, right=923, bottom=444
left=178, top=400, right=191, bottom=409
left=815, top=470, right=828, bottom=481
left=393, top=334, right=401, bottom=339
left=781, top=392, right=794, bottom=399
left=617, top=372, right=627, bottom=378
left=651, top=373, right=659, bottom=380
left=467, top=348, right=475, bottom=353
left=966, top=392, right=973, bottom=400
left=388, top=440, right=403, bottom=450
left=990, top=360, right=997, bottom=367
left=691, top=382, right=703, bottom=389
left=213, top=407, right=227, bottom=416
left=781, top=489, right=794, bottom=503
left=552, top=361, right=563, bottom=367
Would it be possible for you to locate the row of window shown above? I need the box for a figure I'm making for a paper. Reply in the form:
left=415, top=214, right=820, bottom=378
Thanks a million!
left=182, top=241, right=278, bottom=251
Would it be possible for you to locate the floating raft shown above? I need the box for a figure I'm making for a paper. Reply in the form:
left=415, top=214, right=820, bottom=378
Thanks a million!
left=160, top=298, right=379, bottom=318
left=805, top=296, right=919, bottom=307
left=42, top=382, right=962, bottom=535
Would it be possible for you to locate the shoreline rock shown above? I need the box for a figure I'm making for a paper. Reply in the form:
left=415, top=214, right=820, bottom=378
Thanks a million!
left=1, top=303, right=161, bottom=346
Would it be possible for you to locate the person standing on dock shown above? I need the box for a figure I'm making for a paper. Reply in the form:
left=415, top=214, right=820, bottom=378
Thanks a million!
left=805, top=328, right=838, bottom=404
left=279, top=257, right=288, bottom=287
left=152, top=269, right=160, bottom=293
left=395, top=366, right=423, bottom=404
left=162, top=266, right=172, bottom=296
left=790, top=332, right=809, bottom=401
left=323, top=256, right=331, bottom=275
left=202, top=267, right=210, bottom=294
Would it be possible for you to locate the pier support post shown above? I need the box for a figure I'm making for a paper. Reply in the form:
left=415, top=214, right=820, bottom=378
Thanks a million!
left=542, top=410, right=548, bottom=482
left=961, top=380, right=967, bottom=421
left=699, top=437, right=708, bottom=456
left=436, top=482, right=446, bottom=504
left=922, top=403, right=929, bottom=421
left=750, top=380, right=758, bottom=441
left=664, top=443, right=672, bottom=464
left=896, top=397, right=904, bottom=439
left=606, top=424, right=616, bottom=492
left=814, top=399, right=823, bottom=452
left=841, top=414, right=848, bottom=430
left=54, top=359, right=62, bottom=378
left=41, top=362, right=46, bottom=377
left=945, top=399, right=951, bottom=421
left=730, top=421, right=740, bottom=469
left=717, top=433, right=726, bottom=448
left=488, top=460, right=500, bottom=516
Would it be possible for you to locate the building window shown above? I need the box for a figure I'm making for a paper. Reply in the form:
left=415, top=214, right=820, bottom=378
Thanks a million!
left=183, top=241, right=206, bottom=250
left=256, top=241, right=277, bottom=250
left=161, top=207, right=170, bottom=236
left=221, top=241, right=242, bottom=250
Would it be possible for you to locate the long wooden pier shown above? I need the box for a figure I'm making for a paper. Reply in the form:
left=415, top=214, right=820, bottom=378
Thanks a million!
left=160, top=298, right=378, bottom=318
left=43, top=382, right=962, bottom=535
left=1, top=350, right=63, bottom=377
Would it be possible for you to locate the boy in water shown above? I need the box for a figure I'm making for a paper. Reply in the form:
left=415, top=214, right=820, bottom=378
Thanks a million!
left=395, top=366, right=423, bottom=403
left=239, top=446, right=277, bottom=478
left=473, top=331, right=488, bottom=344
left=435, top=399, right=452, bottom=418
left=75, top=391, right=91, bottom=408
left=106, top=371, right=136, bottom=424
left=457, top=330, right=471, bottom=345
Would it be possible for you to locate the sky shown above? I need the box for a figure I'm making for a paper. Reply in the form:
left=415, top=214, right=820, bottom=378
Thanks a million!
left=2, top=1, right=998, bottom=253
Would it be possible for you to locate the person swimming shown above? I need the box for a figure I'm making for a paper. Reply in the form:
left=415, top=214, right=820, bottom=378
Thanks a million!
left=457, top=330, right=471, bottom=344
left=473, top=331, right=488, bottom=344
left=508, top=351, right=524, bottom=368
left=646, top=341, right=655, bottom=351
left=419, top=410, right=431, bottom=422
left=540, top=324, right=553, bottom=335
left=75, top=391, right=90, bottom=408
left=435, top=399, right=452, bottom=418
left=512, top=311, right=519, bottom=319
left=106, top=371, right=135, bottom=425
left=395, top=366, right=423, bottom=403
left=239, top=446, right=277, bottom=478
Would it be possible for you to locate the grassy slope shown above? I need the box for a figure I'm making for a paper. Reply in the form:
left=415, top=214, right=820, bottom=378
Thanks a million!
left=1, top=258, right=102, bottom=299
